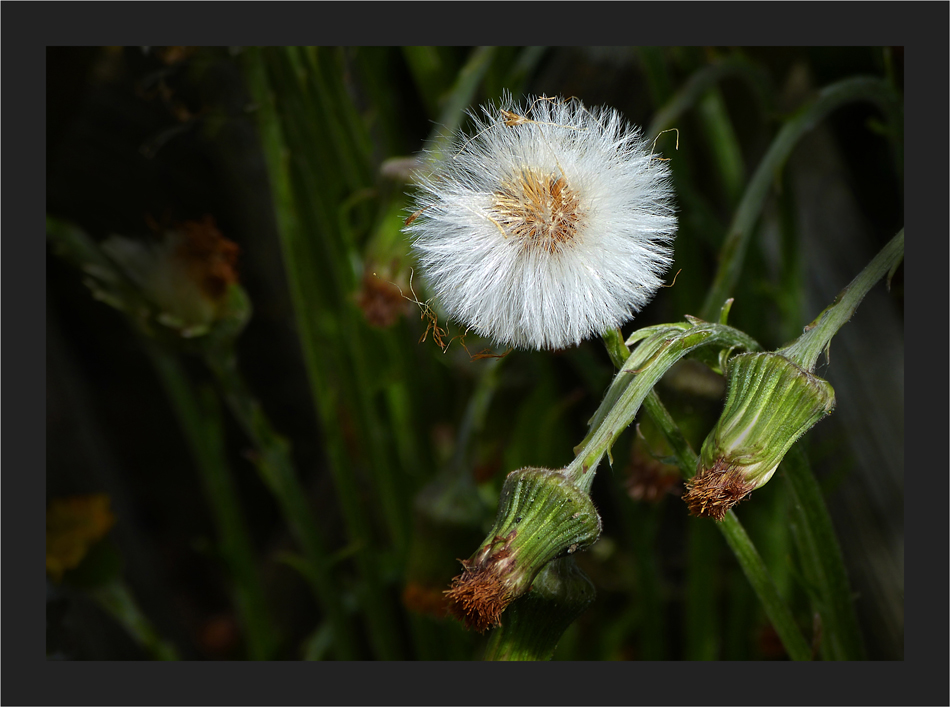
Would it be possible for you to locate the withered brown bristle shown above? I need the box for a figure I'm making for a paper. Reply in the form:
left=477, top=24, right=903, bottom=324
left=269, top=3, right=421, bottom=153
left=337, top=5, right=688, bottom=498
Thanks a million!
left=682, top=457, right=755, bottom=521
left=175, top=215, right=240, bottom=300
left=444, top=551, right=513, bottom=633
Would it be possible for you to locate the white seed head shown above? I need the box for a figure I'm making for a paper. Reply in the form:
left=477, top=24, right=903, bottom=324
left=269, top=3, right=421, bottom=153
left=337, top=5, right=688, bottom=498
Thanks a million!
left=404, top=94, right=678, bottom=350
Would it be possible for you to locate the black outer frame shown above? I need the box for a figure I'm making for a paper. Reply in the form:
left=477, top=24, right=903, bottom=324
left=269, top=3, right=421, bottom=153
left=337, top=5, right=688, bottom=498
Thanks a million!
left=14, top=2, right=945, bottom=705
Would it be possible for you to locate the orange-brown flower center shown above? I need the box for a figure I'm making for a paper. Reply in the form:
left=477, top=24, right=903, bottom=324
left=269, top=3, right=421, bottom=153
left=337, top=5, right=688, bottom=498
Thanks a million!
left=490, top=167, right=583, bottom=254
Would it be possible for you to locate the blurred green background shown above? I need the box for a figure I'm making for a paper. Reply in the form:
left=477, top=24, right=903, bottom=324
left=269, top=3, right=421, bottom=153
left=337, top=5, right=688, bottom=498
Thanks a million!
left=46, top=46, right=903, bottom=660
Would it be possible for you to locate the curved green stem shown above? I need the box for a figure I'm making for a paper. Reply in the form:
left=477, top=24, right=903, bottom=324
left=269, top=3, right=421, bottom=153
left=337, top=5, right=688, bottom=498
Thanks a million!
left=567, top=321, right=759, bottom=493
left=700, top=76, right=903, bottom=321
left=647, top=55, right=774, bottom=142
left=780, top=229, right=904, bottom=371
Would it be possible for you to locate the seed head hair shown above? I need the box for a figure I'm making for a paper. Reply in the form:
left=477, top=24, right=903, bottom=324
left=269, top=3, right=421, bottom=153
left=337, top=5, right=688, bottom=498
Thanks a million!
left=404, top=93, right=678, bottom=351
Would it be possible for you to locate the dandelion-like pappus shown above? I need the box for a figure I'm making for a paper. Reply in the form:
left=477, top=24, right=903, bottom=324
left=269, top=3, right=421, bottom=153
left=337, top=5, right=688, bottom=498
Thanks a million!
left=404, top=93, right=678, bottom=350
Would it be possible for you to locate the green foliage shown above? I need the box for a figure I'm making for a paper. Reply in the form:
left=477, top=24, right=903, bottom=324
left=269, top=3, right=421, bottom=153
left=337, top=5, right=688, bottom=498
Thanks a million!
left=46, top=46, right=903, bottom=661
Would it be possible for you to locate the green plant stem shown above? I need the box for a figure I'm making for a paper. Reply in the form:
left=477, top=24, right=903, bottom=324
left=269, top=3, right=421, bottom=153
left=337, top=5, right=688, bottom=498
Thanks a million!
left=202, top=347, right=360, bottom=661
left=647, top=56, right=773, bottom=141
left=402, top=46, right=459, bottom=119
left=243, top=47, right=404, bottom=659
left=92, top=580, right=180, bottom=661
left=783, top=446, right=866, bottom=660
left=638, top=47, right=729, bottom=263
left=601, top=328, right=813, bottom=661
left=630, top=505, right=668, bottom=660
left=45, top=217, right=279, bottom=660
left=426, top=46, right=497, bottom=160
left=637, top=47, right=675, bottom=108
left=780, top=229, right=904, bottom=371
left=258, top=45, right=414, bottom=559
left=696, top=88, right=746, bottom=208
left=145, top=341, right=278, bottom=660
left=700, top=76, right=904, bottom=321
left=341, top=318, right=412, bottom=554
left=716, top=512, right=812, bottom=660
left=567, top=322, right=759, bottom=494
left=451, top=355, right=505, bottom=472
left=502, top=46, right=547, bottom=96
left=723, top=563, right=757, bottom=659
left=685, top=518, right=721, bottom=660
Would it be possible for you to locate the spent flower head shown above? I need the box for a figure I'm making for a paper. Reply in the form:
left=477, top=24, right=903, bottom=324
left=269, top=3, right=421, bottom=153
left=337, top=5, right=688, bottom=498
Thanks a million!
left=445, top=466, right=601, bottom=632
left=684, top=352, right=836, bottom=520
left=101, top=216, right=241, bottom=338
left=404, top=94, right=678, bottom=350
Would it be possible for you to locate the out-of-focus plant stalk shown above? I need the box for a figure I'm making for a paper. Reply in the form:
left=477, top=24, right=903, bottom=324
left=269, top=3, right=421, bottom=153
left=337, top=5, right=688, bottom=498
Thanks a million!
left=201, top=345, right=360, bottom=660
left=700, top=76, right=903, bottom=320
left=482, top=557, right=595, bottom=661
left=145, top=341, right=278, bottom=660
left=403, top=356, right=504, bottom=659
left=647, top=54, right=773, bottom=214
left=422, top=46, right=497, bottom=161
left=93, top=580, right=180, bottom=661
left=46, top=217, right=279, bottom=660
left=783, top=446, right=865, bottom=660
left=242, top=47, right=405, bottom=659
left=646, top=55, right=774, bottom=144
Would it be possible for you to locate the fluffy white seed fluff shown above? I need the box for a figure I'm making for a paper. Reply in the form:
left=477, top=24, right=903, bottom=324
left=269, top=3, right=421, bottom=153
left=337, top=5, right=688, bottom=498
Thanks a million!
left=404, top=94, right=678, bottom=351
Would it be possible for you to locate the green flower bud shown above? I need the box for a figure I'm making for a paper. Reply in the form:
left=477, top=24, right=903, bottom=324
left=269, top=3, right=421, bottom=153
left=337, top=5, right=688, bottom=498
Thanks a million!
left=684, top=352, right=835, bottom=520
left=445, top=467, right=601, bottom=632
left=482, top=556, right=595, bottom=661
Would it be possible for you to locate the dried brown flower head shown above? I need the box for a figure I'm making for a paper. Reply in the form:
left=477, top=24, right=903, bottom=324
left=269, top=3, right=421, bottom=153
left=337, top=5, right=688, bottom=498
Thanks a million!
left=356, top=269, right=410, bottom=328
left=445, top=531, right=518, bottom=632
left=625, top=442, right=681, bottom=503
left=444, top=467, right=602, bottom=632
left=682, top=456, right=756, bottom=521
left=175, top=216, right=240, bottom=302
